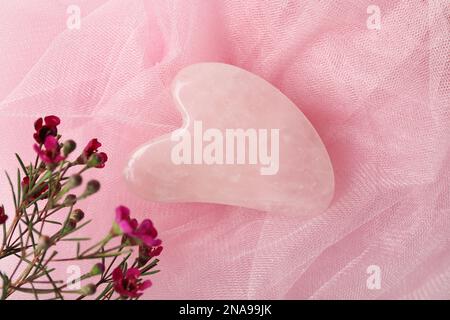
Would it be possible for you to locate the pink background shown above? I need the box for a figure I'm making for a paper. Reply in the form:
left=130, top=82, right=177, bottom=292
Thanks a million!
left=0, top=0, right=449, bottom=299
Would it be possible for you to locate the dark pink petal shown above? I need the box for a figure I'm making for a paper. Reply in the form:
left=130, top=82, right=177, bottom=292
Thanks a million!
left=140, top=235, right=156, bottom=247
left=153, top=246, right=163, bottom=256
left=44, top=136, right=58, bottom=150
left=112, top=267, right=123, bottom=281
left=137, top=219, right=153, bottom=233
left=125, top=268, right=141, bottom=279
left=44, top=115, right=60, bottom=127
left=83, top=138, right=102, bottom=155
left=0, top=206, right=7, bottom=225
left=139, top=280, right=152, bottom=291
left=138, top=219, right=158, bottom=239
left=115, top=206, right=130, bottom=222
left=95, top=152, right=108, bottom=168
left=130, top=218, right=139, bottom=230
left=126, top=291, right=141, bottom=298
left=54, top=154, right=66, bottom=163
left=22, top=176, right=30, bottom=187
left=119, top=220, right=134, bottom=234
left=114, top=283, right=127, bottom=296
left=34, top=118, right=43, bottom=130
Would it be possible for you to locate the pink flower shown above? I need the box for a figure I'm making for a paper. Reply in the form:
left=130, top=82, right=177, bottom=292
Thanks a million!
left=0, top=206, right=7, bottom=225
left=33, top=115, right=60, bottom=144
left=143, top=244, right=163, bottom=258
left=34, top=136, right=65, bottom=165
left=83, top=138, right=101, bottom=156
left=138, top=244, right=163, bottom=267
left=112, top=267, right=151, bottom=298
left=78, top=139, right=108, bottom=168
left=115, top=206, right=161, bottom=247
left=94, top=152, right=108, bottom=168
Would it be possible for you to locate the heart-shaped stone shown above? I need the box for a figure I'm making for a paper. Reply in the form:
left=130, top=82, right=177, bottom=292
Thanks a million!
left=125, top=63, right=334, bottom=217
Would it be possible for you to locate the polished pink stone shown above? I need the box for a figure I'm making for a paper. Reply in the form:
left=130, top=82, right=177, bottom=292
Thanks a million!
left=125, top=63, right=334, bottom=217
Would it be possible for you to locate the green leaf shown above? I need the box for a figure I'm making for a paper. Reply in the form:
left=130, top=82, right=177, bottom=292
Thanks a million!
left=5, top=171, right=17, bottom=209
left=15, top=153, right=29, bottom=177
left=96, top=282, right=114, bottom=300
left=45, top=220, right=62, bottom=226
left=0, top=273, right=10, bottom=300
left=60, top=237, right=91, bottom=242
left=18, top=224, right=24, bottom=253
left=2, top=223, right=7, bottom=248
left=29, top=283, right=40, bottom=300
left=35, top=170, right=52, bottom=185
left=141, top=258, right=160, bottom=273
left=142, top=270, right=160, bottom=276
left=17, top=169, right=22, bottom=204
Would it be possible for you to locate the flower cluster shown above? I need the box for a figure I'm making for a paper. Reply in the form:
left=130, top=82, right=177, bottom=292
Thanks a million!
left=109, top=206, right=163, bottom=297
left=32, top=116, right=108, bottom=169
left=0, top=116, right=161, bottom=300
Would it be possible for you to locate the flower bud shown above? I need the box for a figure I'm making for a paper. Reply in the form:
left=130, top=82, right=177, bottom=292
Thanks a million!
left=79, top=284, right=96, bottom=296
left=63, top=194, right=77, bottom=207
left=86, top=153, right=101, bottom=168
left=90, top=263, right=105, bottom=276
left=70, top=209, right=85, bottom=222
left=36, top=235, right=52, bottom=252
left=62, top=140, right=77, bottom=156
left=58, top=175, right=82, bottom=200
left=82, top=180, right=100, bottom=197
left=21, top=176, right=30, bottom=189
left=63, top=219, right=77, bottom=233
left=66, top=175, right=82, bottom=190
left=110, top=222, right=123, bottom=237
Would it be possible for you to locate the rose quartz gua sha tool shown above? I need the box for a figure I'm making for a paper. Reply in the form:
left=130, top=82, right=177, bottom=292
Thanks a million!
left=125, top=63, right=334, bottom=217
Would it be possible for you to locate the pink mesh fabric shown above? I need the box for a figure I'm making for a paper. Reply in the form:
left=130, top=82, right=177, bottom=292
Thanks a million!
left=0, top=0, right=449, bottom=299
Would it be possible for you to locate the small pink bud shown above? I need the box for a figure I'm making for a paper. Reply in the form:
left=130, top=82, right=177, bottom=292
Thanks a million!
left=70, top=209, right=84, bottom=222
left=90, top=263, right=105, bottom=276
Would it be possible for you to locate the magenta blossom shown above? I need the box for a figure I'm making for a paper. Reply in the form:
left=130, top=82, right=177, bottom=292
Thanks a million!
left=94, top=152, right=108, bottom=168
left=78, top=138, right=108, bottom=168
left=114, top=206, right=161, bottom=247
left=138, top=244, right=163, bottom=267
left=112, top=267, right=151, bottom=298
left=142, top=245, right=163, bottom=258
left=33, top=115, right=60, bottom=144
left=34, top=136, right=65, bottom=165
left=83, top=138, right=101, bottom=156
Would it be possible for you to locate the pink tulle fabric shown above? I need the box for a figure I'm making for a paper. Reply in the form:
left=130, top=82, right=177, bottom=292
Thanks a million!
left=0, top=0, right=449, bottom=299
